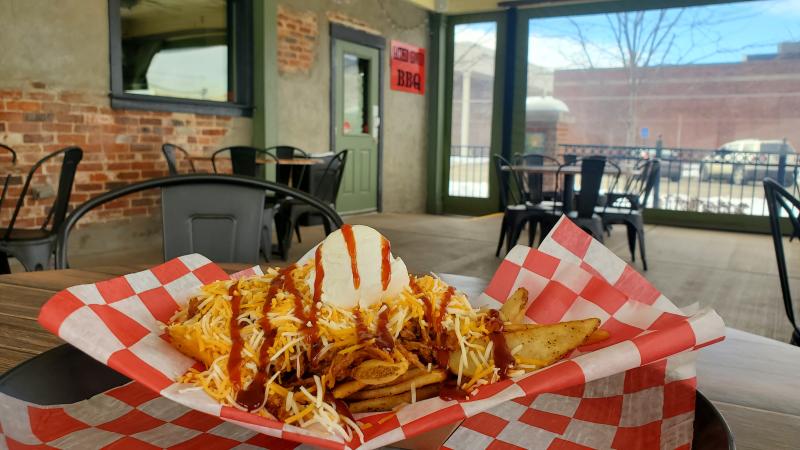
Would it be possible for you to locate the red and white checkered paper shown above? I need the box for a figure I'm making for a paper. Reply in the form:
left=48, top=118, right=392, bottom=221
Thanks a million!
left=0, top=216, right=724, bottom=449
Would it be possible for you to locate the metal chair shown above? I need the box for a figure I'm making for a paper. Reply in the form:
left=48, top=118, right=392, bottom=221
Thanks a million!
left=55, top=174, right=344, bottom=269
left=763, top=177, right=800, bottom=346
left=599, top=159, right=659, bottom=270
left=494, top=154, right=559, bottom=256
left=265, top=146, right=312, bottom=245
left=274, top=150, right=348, bottom=260
left=210, top=146, right=278, bottom=178
left=514, top=153, right=561, bottom=206
left=161, top=143, right=196, bottom=175
left=542, top=156, right=613, bottom=242
left=0, top=144, right=19, bottom=213
left=265, top=145, right=311, bottom=190
left=0, top=146, right=82, bottom=273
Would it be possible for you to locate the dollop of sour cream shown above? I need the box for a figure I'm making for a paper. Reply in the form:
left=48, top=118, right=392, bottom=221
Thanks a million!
left=305, top=225, right=409, bottom=309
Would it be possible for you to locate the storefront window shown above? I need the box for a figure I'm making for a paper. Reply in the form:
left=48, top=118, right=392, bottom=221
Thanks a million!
left=109, top=0, right=252, bottom=115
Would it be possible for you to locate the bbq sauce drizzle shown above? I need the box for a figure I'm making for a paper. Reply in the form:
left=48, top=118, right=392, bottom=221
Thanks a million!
left=341, top=224, right=360, bottom=289
left=232, top=229, right=397, bottom=411
left=234, top=265, right=295, bottom=410
left=486, top=309, right=514, bottom=379
left=226, top=283, right=245, bottom=393
left=380, top=237, right=391, bottom=290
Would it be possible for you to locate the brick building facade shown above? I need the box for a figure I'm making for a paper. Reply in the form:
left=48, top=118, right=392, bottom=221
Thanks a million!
left=0, top=0, right=429, bottom=257
left=553, top=57, right=800, bottom=150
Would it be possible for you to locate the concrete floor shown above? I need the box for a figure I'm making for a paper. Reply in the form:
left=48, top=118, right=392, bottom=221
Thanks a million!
left=55, top=212, right=798, bottom=343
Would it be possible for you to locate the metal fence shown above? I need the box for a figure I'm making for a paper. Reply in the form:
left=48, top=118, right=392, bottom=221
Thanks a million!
left=559, top=143, right=800, bottom=217
left=448, top=145, right=491, bottom=198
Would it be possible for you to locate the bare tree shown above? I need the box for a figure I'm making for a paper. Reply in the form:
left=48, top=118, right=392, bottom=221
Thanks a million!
left=563, top=7, right=757, bottom=145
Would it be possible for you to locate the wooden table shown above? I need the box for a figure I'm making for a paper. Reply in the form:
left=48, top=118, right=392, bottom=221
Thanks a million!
left=1, top=269, right=798, bottom=449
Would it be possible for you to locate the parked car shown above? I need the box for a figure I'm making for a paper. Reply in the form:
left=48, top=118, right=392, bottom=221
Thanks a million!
left=699, top=139, right=798, bottom=186
left=639, top=148, right=683, bottom=181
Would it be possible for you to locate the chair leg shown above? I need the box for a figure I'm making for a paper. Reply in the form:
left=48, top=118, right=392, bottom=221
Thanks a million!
left=496, top=215, right=508, bottom=257
left=507, top=216, right=526, bottom=254
left=0, top=251, right=10, bottom=275
left=591, top=221, right=604, bottom=243
left=527, top=219, right=538, bottom=247
left=625, top=223, right=637, bottom=263
left=636, top=224, right=648, bottom=271
left=295, top=224, right=302, bottom=243
left=538, top=219, right=557, bottom=245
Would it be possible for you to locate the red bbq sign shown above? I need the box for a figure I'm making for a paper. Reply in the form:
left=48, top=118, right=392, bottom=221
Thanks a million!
left=390, top=41, right=425, bottom=95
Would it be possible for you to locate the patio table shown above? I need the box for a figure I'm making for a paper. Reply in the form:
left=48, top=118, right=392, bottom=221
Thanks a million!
left=502, top=164, right=640, bottom=214
left=0, top=269, right=797, bottom=449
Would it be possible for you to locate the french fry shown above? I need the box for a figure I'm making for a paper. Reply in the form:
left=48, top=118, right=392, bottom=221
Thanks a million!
left=352, top=359, right=409, bottom=385
left=348, top=384, right=440, bottom=413
left=347, top=369, right=447, bottom=400
left=501, top=323, right=544, bottom=332
left=506, top=318, right=600, bottom=366
left=372, top=368, right=426, bottom=388
left=499, top=287, right=529, bottom=324
left=332, top=380, right=366, bottom=399
left=582, top=328, right=610, bottom=345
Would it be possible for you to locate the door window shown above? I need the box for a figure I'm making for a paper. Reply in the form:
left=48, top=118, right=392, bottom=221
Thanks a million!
left=343, top=53, right=370, bottom=135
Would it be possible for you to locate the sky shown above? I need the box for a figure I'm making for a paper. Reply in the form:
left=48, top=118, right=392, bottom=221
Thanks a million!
left=454, top=0, right=800, bottom=70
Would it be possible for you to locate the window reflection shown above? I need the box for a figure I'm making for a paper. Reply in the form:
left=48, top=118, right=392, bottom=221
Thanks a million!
left=120, top=0, right=229, bottom=102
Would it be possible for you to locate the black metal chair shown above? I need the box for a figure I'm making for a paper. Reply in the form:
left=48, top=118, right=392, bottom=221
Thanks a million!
left=542, top=156, right=613, bottom=242
left=161, top=143, right=196, bottom=175
left=55, top=174, right=344, bottom=269
left=274, top=150, right=348, bottom=260
left=0, top=144, right=19, bottom=213
left=0, top=146, right=82, bottom=273
left=514, top=153, right=561, bottom=206
left=265, top=146, right=312, bottom=245
left=598, top=159, right=659, bottom=270
left=763, top=177, right=800, bottom=346
left=265, top=145, right=311, bottom=190
left=210, top=146, right=279, bottom=178
left=494, top=154, right=560, bottom=256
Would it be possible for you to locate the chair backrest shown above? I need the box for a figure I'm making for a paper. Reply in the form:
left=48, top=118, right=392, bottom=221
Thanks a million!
left=516, top=153, right=560, bottom=204
left=265, top=145, right=311, bottom=189
left=161, top=143, right=196, bottom=175
left=0, top=144, right=18, bottom=212
left=310, top=150, right=348, bottom=205
left=211, top=146, right=277, bottom=178
left=493, top=154, right=526, bottom=208
left=55, top=174, right=344, bottom=269
left=162, top=183, right=266, bottom=262
left=763, top=177, right=800, bottom=340
left=557, top=156, right=606, bottom=219
left=4, top=146, right=82, bottom=240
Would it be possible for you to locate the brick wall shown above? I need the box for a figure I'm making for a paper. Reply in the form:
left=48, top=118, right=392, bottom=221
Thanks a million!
left=0, top=82, right=237, bottom=229
left=276, top=5, right=383, bottom=75
left=277, top=5, right=318, bottom=74
left=553, top=59, right=800, bottom=149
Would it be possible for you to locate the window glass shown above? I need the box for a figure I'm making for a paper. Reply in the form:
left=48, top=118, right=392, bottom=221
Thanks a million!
left=342, top=53, right=370, bottom=135
left=120, top=0, right=229, bottom=102
left=449, top=22, right=497, bottom=198
left=526, top=0, right=800, bottom=215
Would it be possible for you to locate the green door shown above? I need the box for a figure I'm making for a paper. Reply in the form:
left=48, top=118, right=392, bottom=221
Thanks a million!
left=333, top=40, right=380, bottom=214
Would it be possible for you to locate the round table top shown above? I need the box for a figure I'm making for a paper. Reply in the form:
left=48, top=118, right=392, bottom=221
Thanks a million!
left=0, top=267, right=797, bottom=449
